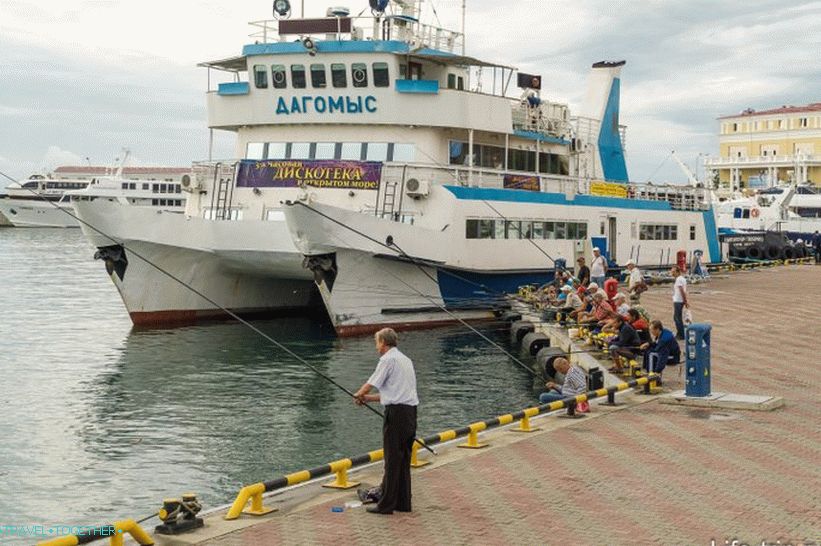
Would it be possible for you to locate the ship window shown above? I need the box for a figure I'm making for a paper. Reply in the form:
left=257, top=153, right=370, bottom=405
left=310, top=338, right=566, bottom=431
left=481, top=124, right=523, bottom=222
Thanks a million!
left=479, top=219, right=494, bottom=238
left=351, top=63, right=368, bottom=87
left=494, top=220, right=506, bottom=240
left=331, top=63, right=347, bottom=88
left=742, top=209, right=750, bottom=219
left=372, top=62, right=389, bottom=87
left=505, top=220, right=522, bottom=239
left=447, top=74, right=456, bottom=89
left=366, top=143, right=389, bottom=161
left=555, top=222, right=567, bottom=239
left=465, top=219, right=480, bottom=239
left=457, top=76, right=464, bottom=90
left=290, top=142, right=311, bottom=159
left=142, top=183, right=149, bottom=190
left=253, top=65, right=268, bottom=88
left=530, top=221, right=543, bottom=239
left=544, top=221, right=555, bottom=239
left=121, top=182, right=128, bottom=190
left=246, top=142, right=265, bottom=159
left=508, top=148, right=536, bottom=172
left=566, top=223, right=578, bottom=240
left=310, top=64, right=327, bottom=88
left=266, top=143, right=287, bottom=159
left=291, top=64, right=306, bottom=88
left=393, top=143, right=415, bottom=162
left=271, top=64, right=287, bottom=88
left=315, top=142, right=336, bottom=160
left=340, top=142, right=362, bottom=160
left=578, top=223, right=587, bottom=239
left=522, top=222, right=534, bottom=239
left=690, top=225, right=696, bottom=240
left=639, top=224, right=678, bottom=240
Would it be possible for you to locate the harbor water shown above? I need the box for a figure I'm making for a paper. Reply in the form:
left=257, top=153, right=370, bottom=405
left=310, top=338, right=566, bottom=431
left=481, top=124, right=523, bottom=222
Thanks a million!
left=0, top=228, right=536, bottom=537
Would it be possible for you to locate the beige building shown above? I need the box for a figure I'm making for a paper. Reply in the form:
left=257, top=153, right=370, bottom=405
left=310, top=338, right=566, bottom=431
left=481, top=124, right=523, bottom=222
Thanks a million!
left=705, top=102, right=821, bottom=191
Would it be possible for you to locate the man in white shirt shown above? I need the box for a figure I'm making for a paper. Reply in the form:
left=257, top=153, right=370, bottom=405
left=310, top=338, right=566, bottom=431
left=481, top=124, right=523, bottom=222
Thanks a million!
left=354, top=328, right=419, bottom=514
left=625, top=259, right=644, bottom=303
left=670, top=265, right=689, bottom=340
left=590, top=247, right=607, bottom=287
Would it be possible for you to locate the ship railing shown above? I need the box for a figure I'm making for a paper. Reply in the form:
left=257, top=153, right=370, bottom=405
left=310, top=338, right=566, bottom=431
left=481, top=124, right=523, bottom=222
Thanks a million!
left=510, top=100, right=571, bottom=138
left=247, top=16, right=464, bottom=55
left=570, top=116, right=628, bottom=152
left=379, top=162, right=711, bottom=211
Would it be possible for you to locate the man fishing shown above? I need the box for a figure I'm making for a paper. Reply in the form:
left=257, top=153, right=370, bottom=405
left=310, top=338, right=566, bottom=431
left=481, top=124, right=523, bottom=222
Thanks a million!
left=353, top=328, right=419, bottom=515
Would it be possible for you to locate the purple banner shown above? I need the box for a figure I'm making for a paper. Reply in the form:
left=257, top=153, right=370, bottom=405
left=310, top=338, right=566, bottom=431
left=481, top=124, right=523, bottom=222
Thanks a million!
left=236, top=160, right=381, bottom=190
left=503, top=174, right=540, bottom=191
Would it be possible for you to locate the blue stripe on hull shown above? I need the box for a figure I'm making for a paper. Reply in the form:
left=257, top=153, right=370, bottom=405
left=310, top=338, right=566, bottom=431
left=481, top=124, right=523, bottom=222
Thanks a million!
left=436, top=269, right=554, bottom=307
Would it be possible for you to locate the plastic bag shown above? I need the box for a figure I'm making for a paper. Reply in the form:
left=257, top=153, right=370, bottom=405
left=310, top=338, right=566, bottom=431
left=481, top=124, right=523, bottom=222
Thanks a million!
left=683, top=307, right=693, bottom=326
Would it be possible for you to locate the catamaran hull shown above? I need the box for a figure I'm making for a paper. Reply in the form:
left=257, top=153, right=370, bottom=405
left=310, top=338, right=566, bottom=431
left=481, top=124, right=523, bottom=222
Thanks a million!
left=0, top=198, right=79, bottom=227
left=72, top=199, right=320, bottom=326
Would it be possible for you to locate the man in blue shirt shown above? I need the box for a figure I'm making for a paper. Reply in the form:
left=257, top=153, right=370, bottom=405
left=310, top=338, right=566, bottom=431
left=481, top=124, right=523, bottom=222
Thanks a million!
left=354, top=328, right=419, bottom=514
left=640, top=320, right=681, bottom=379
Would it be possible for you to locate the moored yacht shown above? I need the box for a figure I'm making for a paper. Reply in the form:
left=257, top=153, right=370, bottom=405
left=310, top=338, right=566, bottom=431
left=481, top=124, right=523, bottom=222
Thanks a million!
left=0, top=175, right=89, bottom=227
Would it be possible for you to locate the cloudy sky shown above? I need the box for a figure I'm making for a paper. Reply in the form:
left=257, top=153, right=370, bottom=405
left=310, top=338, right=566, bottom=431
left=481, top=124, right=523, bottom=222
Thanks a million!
left=1, top=0, right=819, bottom=187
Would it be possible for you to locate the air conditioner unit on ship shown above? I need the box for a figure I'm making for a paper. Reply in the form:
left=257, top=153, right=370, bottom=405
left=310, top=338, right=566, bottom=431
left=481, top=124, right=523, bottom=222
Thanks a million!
left=405, top=178, right=430, bottom=198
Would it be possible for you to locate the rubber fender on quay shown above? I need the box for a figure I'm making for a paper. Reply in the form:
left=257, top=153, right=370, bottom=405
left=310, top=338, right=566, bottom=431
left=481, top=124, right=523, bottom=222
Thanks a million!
left=536, top=346, right=568, bottom=379
left=521, top=331, right=550, bottom=356
left=510, top=320, right=535, bottom=345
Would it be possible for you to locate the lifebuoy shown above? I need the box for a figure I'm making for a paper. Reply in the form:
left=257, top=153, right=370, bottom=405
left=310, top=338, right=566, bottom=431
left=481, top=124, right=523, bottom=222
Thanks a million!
left=751, top=208, right=760, bottom=218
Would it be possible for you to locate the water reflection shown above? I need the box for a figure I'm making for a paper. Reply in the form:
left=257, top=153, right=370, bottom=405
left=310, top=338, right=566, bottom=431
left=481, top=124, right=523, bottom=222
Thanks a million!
left=1, top=228, right=540, bottom=539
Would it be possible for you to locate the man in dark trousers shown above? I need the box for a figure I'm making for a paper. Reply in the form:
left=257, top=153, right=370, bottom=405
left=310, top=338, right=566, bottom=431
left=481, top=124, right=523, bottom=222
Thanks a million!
left=813, top=231, right=821, bottom=264
left=354, top=328, right=418, bottom=514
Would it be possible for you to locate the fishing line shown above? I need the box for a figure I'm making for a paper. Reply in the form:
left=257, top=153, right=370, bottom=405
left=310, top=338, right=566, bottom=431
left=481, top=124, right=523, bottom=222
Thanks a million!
left=0, top=168, right=436, bottom=455
left=292, top=201, right=542, bottom=379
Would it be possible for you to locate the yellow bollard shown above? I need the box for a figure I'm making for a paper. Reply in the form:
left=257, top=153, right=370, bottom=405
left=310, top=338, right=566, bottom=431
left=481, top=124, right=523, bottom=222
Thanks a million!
left=410, top=440, right=431, bottom=468
left=225, top=482, right=276, bottom=519
left=458, top=423, right=488, bottom=449
left=512, top=407, right=541, bottom=433
left=323, top=459, right=359, bottom=489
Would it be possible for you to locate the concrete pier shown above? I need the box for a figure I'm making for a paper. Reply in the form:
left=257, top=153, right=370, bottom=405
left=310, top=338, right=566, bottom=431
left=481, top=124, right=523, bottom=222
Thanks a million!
left=159, top=265, right=819, bottom=546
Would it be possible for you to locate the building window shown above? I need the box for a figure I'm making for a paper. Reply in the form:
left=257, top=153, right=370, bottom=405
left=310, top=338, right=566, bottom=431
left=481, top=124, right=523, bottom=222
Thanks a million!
left=732, top=123, right=738, bottom=132
left=291, top=64, right=306, bottom=88
left=351, top=63, right=368, bottom=87
left=331, top=63, right=347, bottom=88
left=253, top=65, right=268, bottom=88
left=272, top=64, right=287, bottom=88
left=690, top=225, right=696, bottom=240
left=310, top=64, right=326, bottom=88
left=799, top=117, right=808, bottom=128
left=372, top=62, right=389, bottom=87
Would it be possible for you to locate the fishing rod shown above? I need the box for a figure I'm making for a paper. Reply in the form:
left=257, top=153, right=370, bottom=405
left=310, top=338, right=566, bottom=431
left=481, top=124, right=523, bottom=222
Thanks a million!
left=292, top=201, right=544, bottom=380
left=0, top=168, right=436, bottom=455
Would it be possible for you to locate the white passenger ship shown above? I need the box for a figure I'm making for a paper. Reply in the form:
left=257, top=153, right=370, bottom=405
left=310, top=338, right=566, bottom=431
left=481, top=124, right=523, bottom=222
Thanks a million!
left=715, top=183, right=821, bottom=238
left=0, top=175, right=89, bottom=227
left=72, top=0, right=719, bottom=330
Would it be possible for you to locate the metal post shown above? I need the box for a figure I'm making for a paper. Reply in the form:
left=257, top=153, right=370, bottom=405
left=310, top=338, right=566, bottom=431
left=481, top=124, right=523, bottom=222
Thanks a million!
left=468, top=128, right=474, bottom=187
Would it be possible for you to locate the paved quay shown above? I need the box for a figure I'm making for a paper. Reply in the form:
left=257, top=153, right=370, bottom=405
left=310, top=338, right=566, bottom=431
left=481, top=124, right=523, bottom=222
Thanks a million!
left=170, top=265, right=820, bottom=546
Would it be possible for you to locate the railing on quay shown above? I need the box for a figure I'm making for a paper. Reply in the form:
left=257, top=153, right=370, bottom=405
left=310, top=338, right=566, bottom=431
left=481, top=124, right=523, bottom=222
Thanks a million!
left=224, top=373, right=659, bottom=520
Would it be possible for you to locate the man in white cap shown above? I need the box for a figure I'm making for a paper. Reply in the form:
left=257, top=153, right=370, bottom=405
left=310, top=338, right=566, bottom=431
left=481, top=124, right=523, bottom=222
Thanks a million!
left=625, top=259, right=645, bottom=303
left=559, top=284, right=583, bottom=318
left=590, top=247, right=607, bottom=288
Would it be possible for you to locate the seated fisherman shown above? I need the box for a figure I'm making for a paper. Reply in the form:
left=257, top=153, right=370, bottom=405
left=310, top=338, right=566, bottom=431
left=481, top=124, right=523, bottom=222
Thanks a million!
left=539, top=357, right=587, bottom=404
left=559, top=285, right=583, bottom=318
left=613, top=292, right=630, bottom=316
left=577, top=291, right=613, bottom=325
left=608, top=314, right=641, bottom=373
left=639, top=320, right=681, bottom=378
